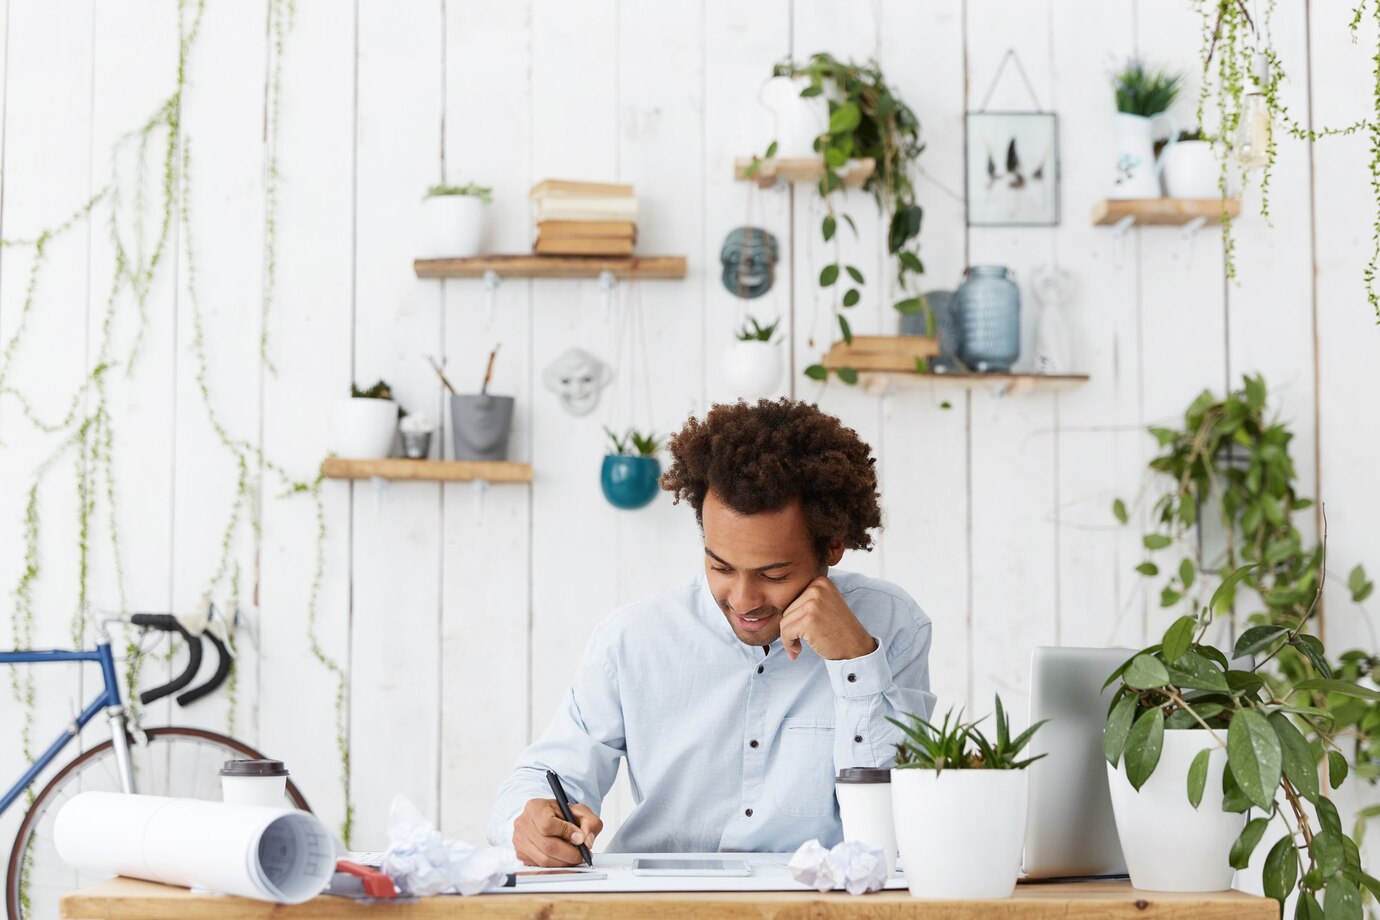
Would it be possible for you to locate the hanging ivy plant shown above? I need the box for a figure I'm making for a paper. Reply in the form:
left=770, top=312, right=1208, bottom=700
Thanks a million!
left=749, top=53, right=927, bottom=384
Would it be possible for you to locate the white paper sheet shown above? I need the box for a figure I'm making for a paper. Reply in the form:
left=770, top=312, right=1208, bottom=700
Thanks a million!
left=488, top=852, right=910, bottom=894
left=54, top=791, right=336, bottom=904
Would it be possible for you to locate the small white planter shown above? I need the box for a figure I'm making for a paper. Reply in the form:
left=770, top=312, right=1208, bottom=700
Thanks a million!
left=1162, top=141, right=1220, bottom=198
left=421, top=195, right=485, bottom=259
left=329, top=397, right=398, bottom=459
left=891, top=768, right=1028, bottom=899
left=721, top=339, right=783, bottom=399
left=758, top=75, right=828, bottom=159
left=1107, top=729, right=1244, bottom=892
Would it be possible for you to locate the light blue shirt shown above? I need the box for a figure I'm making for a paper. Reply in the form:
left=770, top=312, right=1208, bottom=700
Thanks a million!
left=488, top=569, right=935, bottom=853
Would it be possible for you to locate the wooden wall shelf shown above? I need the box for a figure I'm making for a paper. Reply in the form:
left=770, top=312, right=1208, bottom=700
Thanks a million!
left=733, top=156, right=875, bottom=189
left=1092, top=198, right=1241, bottom=227
left=322, top=458, right=532, bottom=483
left=854, top=371, right=1090, bottom=398
left=414, top=255, right=686, bottom=280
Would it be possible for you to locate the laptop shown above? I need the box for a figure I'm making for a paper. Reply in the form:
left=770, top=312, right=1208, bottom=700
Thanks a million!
left=1021, top=646, right=1132, bottom=880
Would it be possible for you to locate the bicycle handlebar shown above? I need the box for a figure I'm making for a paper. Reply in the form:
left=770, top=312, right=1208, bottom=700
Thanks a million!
left=131, top=613, right=231, bottom=708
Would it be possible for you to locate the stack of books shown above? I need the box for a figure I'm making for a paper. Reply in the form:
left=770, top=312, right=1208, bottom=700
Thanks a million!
left=531, top=179, right=638, bottom=257
left=823, top=335, right=940, bottom=372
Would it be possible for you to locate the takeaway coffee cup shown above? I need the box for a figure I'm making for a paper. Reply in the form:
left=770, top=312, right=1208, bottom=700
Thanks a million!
left=220, top=759, right=289, bottom=808
left=836, top=767, right=897, bottom=876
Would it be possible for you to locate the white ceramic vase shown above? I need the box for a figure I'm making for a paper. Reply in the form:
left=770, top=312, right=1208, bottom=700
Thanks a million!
left=891, top=768, right=1028, bottom=899
left=721, top=339, right=783, bottom=399
left=329, top=398, right=398, bottom=459
left=1107, top=729, right=1244, bottom=892
left=758, top=75, right=827, bottom=158
left=1161, top=140, right=1219, bottom=198
left=1110, top=112, right=1177, bottom=199
left=420, top=194, right=485, bottom=259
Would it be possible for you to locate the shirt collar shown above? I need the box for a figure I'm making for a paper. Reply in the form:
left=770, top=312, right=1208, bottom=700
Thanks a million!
left=697, top=571, right=780, bottom=660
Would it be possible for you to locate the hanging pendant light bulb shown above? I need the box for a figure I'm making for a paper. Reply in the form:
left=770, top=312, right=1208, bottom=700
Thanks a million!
left=1235, top=52, right=1272, bottom=170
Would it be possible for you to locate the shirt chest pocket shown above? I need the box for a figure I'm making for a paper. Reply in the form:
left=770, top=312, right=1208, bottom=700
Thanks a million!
left=771, top=718, right=837, bottom=818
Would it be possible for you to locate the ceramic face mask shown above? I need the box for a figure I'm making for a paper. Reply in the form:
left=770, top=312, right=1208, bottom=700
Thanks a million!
left=542, top=348, right=612, bottom=417
left=720, top=226, right=779, bottom=300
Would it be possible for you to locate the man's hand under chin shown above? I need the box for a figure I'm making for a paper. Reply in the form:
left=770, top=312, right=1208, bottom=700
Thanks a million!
left=778, top=575, right=878, bottom=661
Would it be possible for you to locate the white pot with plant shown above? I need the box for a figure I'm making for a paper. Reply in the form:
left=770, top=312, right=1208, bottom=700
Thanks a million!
left=722, top=317, right=783, bottom=399
left=1160, top=129, right=1219, bottom=198
left=330, top=380, right=401, bottom=459
left=1110, top=60, right=1182, bottom=199
left=758, top=73, right=827, bottom=159
left=421, top=182, right=491, bottom=259
left=889, top=695, right=1044, bottom=899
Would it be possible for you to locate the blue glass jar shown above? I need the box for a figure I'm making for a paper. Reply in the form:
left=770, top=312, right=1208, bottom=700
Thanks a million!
left=955, top=265, right=1020, bottom=373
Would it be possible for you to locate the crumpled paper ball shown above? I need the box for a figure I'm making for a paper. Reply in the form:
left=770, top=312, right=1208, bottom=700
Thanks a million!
left=789, top=838, right=888, bottom=895
left=380, top=796, right=517, bottom=896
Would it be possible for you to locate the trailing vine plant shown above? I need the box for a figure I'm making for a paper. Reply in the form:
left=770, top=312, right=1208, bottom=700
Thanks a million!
left=0, top=0, right=353, bottom=842
left=748, top=53, right=927, bottom=383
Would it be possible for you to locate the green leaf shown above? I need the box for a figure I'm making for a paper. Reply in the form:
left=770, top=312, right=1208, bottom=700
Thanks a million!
left=828, top=101, right=862, bottom=134
left=837, top=314, right=853, bottom=345
left=1160, top=586, right=1182, bottom=608
left=1245, top=374, right=1266, bottom=410
left=1231, top=817, right=1271, bottom=870
left=1162, top=616, right=1197, bottom=665
left=842, top=288, right=860, bottom=308
left=1144, top=534, right=1173, bottom=550
left=1135, top=562, right=1159, bottom=576
left=899, top=251, right=924, bottom=273
left=1187, top=747, right=1211, bottom=809
left=1149, top=426, right=1178, bottom=447
left=1262, top=494, right=1286, bottom=526
left=1179, top=558, right=1196, bottom=589
left=1226, top=670, right=1266, bottom=694
left=1293, top=636, right=1334, bottom=680
left=842, top=213, right=857, bottom=237
left=1348, top=565, right=1373, bottom=604
left=1317, top=795, right=1344, bottom=839
left=1166, top=649, right=1231, bottom=692
left=846, top=265, right=864, bottom=284
left=1312, top=830, right=1345, bottom=878
left=1264, top=833, right=1299, bottom=907
left=1295, top=892, right=1324, bottom=920
left=823, top=215, right=837, bottom=241
left=764, top=140, right=778, bottom=158
left=1222, top=763, right=1253, bottom=813
left=1344, top=867, right=1380, bottom=902
left=1323, top=875, right=1361, bottom=920
left=1113, top=499, right=1129, bottom=524
left=804, top=364, right=828, bottom=381
left=1124, top=654, right=1170, bottom=689
left=1234, top=625, right=1290, bottom=659
left=836, top=366, right=858, bottom=386
left=824, top=145, right=847, bottom=168
left=1104, top=695, right=1138, bottom=766
left=798, top=84, right=822, bottom=98
left=1328, top=750, right=1349, bottom=788
left=1210, top=564, right=1257, bottom=615
left=1123, top=707, right=1165, bottom=791
left=1269, top=712, right=1320, bottom=805
left=894, top=297, right=923, bottom=314
left=820, top=264, right=840, bottom=287
left=1228, top=709, right=1283, bottom=811
left=1293, top=680, right=1380, bottom=702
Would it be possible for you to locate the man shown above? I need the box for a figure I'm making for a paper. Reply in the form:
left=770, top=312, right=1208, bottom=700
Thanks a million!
left=488, top=399, right=934, bottom=866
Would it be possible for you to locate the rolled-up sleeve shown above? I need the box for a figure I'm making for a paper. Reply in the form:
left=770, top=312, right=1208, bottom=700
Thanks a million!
left=486, top=627, right=626, bottom=849
left=825, top=595, right=935, bottom=769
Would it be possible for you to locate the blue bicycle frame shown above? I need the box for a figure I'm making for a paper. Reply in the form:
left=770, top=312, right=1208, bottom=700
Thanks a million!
left=0, top=639, right=133, bottom=816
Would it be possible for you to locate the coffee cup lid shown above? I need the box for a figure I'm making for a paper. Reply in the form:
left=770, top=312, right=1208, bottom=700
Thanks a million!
left=836, top=767, right=891, bottom=784
left=221, top=759, right=289, bottom=777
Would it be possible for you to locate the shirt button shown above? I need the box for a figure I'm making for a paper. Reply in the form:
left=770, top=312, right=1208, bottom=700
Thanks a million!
left=847, top=673, right=857, bottom=683
left=757, top=665, right=764, bottom=674
left=749, top=739, right=759, bottom=748
left=854, top=735, right=863, bottom=743
left=745, top=808, right=753, bottom=817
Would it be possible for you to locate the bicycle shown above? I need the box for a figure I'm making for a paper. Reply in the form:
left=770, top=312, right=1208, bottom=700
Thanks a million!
left=1, top=609, right=310, bottom=920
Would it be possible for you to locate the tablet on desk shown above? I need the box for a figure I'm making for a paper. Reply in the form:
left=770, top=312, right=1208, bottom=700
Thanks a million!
left=630, top=857, right=752, bottom=877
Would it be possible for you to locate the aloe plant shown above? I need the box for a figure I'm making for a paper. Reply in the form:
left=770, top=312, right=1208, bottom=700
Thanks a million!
left=604, top=427, right=661, bottom=458
left=890, top=695, right=1046, bottom=773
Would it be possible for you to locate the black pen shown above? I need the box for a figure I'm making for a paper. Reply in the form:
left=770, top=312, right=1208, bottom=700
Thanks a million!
left=545, top=769, right=594, bottom=867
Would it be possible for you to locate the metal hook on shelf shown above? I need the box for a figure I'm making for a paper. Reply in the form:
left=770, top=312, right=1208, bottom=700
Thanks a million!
left=472, top=478, right=489, bottom=524
left=598, top=270, right=618, bottom=321
left=1110, top=215, right=1135, bottom=268
left=369, top=475, right=387, bottom=516
left=482, top=270, right=501, bottom=328
left=1176, top=215, right=1208, bottom=268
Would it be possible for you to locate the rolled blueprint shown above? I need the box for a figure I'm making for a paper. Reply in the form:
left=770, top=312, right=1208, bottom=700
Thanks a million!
left=55, top=791, right=335, bottom=903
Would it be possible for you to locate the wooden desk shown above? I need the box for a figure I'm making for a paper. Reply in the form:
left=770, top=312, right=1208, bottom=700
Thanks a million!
left=62, top=876, right=1276, bottom=919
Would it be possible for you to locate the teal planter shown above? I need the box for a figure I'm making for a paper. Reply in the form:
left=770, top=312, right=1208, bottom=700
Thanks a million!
left=601, top=455, right=661, bottom=510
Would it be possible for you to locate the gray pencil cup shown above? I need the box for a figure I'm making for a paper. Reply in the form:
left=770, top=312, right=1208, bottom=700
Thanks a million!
left=450, top=394, right=514, bottom=461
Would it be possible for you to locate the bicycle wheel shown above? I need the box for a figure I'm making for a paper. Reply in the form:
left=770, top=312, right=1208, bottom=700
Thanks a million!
left=5, top=726, right=310, bottom=920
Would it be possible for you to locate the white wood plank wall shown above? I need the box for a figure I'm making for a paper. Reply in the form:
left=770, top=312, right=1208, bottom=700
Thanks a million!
left=0, top=0, right=1376, bottom=856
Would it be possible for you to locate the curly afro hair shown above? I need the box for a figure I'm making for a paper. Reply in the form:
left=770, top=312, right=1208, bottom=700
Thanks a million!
left=660, top=398, right=882, bottom=559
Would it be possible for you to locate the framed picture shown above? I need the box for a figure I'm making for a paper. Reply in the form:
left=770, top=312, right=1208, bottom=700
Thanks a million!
left=965, top=111, right=1060, bottom=227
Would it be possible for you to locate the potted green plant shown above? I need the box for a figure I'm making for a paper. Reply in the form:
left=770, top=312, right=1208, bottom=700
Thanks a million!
left=601, top=427, right=661, bottom=510
left=749, top=54, right=926, bottom=384
left=1110, top=60, right=1183, bottom=199
left=330, top=380, right=401, bottom=459
left=722, top=316, right=782, bottom=399
left=888, top=696, right=1045, bottom=899
left=421, top=182, right=492, bottom=259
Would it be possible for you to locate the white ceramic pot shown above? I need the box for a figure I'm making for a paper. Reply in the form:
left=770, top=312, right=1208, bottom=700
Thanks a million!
left=421, top=194, right=485, bottom=259
left=891, top=768, right=1028, bottom=899
left=1107, top=729, right=1244, bottom=892
left=758, top=75, right=828, bottom=158
left=329, top=398, right=398, bottom=459
left=1161, top=141, right=1219, bottom=198
left=721, top=339, right=783, bottom=399
left=1110, top=112, right=1177, bottom=199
